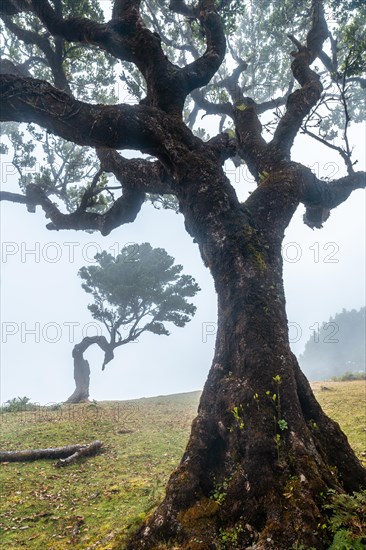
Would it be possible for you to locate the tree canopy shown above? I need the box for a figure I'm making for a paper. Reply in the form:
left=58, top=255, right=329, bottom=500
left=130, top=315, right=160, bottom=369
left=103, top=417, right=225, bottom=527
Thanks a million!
left=81, top=243, right=200, bottom=340
left=0, top=0, right=365, bottom=223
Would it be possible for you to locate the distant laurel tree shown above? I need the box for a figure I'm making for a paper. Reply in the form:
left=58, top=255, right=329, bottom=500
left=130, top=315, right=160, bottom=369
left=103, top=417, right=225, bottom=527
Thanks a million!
left=66, top=243, right=200, bottom=403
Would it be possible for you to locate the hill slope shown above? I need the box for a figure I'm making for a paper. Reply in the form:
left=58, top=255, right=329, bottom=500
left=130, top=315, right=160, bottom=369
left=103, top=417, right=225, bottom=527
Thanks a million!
left=0, top=385, right=364, bottom=548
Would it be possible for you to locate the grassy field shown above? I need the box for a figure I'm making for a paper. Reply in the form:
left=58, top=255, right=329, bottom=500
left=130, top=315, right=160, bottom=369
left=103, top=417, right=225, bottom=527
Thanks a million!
left=0, top=382, right=365, bottom=549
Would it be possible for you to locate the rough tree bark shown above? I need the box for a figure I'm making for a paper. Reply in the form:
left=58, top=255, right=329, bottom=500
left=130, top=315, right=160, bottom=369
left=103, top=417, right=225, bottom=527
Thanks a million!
left=128, top=162, right=366, bottom=549
left=0, top=0, right=365, bottom=548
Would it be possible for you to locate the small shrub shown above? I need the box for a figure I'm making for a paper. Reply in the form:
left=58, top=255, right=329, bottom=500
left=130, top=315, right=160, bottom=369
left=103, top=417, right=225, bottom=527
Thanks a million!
left=0, top=396, right=38, bottom=413
left=330, top=371, right=366, bottom=382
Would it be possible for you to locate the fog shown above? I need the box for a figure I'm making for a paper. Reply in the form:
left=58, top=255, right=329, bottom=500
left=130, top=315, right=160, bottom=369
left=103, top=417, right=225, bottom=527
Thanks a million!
left=0, top=123, right=365, bottom=405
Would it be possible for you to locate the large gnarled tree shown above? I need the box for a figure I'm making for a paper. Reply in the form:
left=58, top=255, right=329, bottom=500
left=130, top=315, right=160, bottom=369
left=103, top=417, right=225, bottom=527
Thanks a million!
left=0, top=0, right=365, bottom=548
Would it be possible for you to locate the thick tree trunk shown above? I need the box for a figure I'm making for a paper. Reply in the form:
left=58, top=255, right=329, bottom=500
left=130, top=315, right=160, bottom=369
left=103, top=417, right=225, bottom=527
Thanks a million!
left=128, top=166, right=366, bottom=549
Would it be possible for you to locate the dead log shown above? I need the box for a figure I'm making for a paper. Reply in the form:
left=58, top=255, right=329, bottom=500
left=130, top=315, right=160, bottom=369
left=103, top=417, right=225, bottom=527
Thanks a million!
left=55, top=441, right=103, bottom=467
left=0, top=440, right=103, bottom=465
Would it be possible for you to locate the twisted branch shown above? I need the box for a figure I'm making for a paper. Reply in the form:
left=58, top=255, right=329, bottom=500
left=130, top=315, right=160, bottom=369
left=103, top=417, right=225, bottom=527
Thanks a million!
left=300, top=169, right=366, bottom=228
left=269, top=0, right=329, bottom=159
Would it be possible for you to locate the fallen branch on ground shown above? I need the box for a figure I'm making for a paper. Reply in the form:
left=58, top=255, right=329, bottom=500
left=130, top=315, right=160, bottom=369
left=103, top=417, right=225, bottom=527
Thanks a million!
left=0, top=440, right=103, bottom=466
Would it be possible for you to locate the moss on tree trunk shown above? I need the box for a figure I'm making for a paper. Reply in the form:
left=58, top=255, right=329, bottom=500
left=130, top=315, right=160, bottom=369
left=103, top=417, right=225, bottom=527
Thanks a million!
left=127, top=167, right=366, bottom=549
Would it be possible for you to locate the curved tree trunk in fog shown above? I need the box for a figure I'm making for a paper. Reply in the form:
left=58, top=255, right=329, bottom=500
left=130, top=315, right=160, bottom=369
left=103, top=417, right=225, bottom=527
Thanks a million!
left=66, top=336, right=114, bottom=404
left=66, top=353, right=90, bottom=404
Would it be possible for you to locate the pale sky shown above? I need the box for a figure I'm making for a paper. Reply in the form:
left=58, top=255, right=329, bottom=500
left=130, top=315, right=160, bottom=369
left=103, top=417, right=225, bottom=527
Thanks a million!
left=0, top=116, right=365, bottom=405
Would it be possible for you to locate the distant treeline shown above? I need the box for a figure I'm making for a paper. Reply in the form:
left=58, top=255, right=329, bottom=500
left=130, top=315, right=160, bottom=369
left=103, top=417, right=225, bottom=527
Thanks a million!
left=299, top=307, right=365, bottom=381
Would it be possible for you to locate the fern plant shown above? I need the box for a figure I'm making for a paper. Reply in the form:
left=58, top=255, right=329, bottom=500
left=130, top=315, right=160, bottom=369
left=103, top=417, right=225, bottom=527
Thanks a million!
left=325, top=490, right=366, bottom=549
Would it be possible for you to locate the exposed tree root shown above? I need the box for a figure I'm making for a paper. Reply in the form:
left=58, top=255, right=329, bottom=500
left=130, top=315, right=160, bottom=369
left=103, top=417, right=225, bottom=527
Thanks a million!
left=126, top=356, right=366, bottom=550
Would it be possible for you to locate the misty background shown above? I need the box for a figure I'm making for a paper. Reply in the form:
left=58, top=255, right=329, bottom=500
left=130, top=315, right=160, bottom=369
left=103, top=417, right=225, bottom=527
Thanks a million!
left=1, top=117, right=365, bottom=405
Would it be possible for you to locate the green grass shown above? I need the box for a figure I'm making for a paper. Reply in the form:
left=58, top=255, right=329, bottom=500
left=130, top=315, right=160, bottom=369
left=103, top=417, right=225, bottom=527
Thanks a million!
left=312, top=380, right=366, bottom=462
left=0, top=392, right=199, bottom=549
left=0, top=382, right=365, bottom=549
